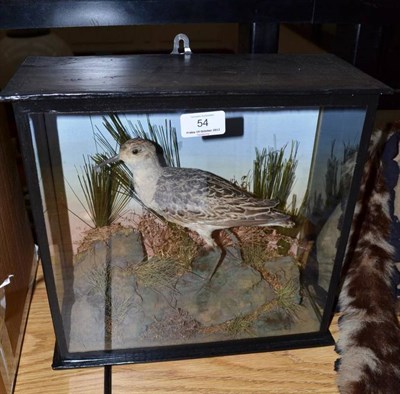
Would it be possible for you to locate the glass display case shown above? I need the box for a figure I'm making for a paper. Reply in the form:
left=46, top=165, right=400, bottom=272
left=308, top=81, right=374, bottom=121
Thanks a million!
left=0, top=53, right=390, bottom=370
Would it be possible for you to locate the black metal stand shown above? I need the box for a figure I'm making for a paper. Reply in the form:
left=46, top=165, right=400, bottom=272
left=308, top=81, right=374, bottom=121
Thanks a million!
left=104, top=365, right=112, bottom=394
left=104, top=245, right=113, bottom=394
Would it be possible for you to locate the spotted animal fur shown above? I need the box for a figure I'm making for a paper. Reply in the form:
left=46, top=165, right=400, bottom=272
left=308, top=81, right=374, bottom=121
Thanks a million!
left=336, top=124, right=400, bottom=393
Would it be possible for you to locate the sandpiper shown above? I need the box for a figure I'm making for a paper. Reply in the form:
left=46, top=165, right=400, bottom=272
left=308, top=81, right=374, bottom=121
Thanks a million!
left=101, top=138, right=293, bottom=248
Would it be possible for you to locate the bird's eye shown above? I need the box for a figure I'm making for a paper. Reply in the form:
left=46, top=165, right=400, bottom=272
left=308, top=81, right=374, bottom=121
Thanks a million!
left=132, top=148, right=139, bottom=155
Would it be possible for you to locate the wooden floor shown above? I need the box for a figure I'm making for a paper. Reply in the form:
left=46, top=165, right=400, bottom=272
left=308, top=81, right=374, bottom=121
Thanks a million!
left=14, top=265, right=340, bottom=393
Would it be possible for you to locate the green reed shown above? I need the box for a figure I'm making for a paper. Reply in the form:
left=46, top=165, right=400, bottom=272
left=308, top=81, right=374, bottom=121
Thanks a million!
left=252, top=140, right=299, bottom=211
left=76, top=156, right=130, bottom=228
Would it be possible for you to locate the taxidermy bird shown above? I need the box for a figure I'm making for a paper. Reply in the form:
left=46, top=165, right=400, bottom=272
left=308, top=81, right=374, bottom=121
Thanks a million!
left=99, top=138, right=293, bottom=249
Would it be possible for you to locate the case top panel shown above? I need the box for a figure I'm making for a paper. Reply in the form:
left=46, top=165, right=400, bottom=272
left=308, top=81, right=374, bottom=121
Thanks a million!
left=0, top=53, right=391, bottom=102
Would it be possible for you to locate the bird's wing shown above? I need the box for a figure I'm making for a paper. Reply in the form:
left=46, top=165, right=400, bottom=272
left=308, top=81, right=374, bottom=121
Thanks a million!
left=152, top=168, right=285, bottom=227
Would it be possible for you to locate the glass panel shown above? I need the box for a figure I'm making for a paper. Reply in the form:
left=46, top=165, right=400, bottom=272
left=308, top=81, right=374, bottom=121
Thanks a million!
left=29, top=107, right=366, bottom=353
left=301, top=108, right=366, bottom=314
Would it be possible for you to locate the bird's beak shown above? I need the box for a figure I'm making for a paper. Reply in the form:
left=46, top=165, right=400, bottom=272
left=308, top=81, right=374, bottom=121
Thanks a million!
left=94, top=154, right=120, bottom=173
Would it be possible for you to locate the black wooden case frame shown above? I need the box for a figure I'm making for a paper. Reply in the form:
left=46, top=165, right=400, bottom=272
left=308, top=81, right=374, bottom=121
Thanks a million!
left=0, top=53, right=390, bottom=370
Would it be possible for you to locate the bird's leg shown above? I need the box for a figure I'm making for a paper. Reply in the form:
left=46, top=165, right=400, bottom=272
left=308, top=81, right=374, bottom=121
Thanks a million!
left=205, top=245, right=226, bottom=283
left=221, top=229, right=243, bottom=261
left=188, top=228, right=226, bottom=285
left=198, top=230, right=226, bottom=284
left=204, top=229, right=248, bottom=283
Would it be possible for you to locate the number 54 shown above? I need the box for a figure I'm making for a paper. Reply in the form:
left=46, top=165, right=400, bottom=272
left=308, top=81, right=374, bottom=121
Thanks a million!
left=197, top=118, right=208, bottom=127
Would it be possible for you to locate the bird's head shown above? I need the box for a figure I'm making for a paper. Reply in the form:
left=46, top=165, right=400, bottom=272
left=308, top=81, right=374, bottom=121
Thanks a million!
left=94, top=138, right=160, bottom=174
left=119, top=138, right=158, bottom=168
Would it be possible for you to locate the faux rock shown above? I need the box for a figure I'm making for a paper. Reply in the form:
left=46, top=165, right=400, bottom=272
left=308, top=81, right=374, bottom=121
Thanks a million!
left=68, top=226, right=310, bottom=352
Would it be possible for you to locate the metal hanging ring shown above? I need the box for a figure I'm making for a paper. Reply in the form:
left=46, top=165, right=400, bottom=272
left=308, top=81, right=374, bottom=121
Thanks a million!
left=171, top=33, right=192, bottom=55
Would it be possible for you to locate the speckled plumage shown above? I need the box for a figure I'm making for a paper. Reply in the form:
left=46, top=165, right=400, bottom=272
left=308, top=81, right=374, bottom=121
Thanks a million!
left=118, top=138, right=293, bottom=246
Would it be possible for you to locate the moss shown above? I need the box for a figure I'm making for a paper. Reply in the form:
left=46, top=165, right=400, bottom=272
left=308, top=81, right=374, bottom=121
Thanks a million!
left=137, top=213, right=198, bottom=269
left=225, top=314, right=255, bottom=337
left=141, top=308, right=201, bottom=342
left=233, top=226, right=297, bottom=274
left=85, top=264, right=110, bottom=296
left=130, top=256, right=186, bottom=291
left=272, top=278, right=301, bottom=321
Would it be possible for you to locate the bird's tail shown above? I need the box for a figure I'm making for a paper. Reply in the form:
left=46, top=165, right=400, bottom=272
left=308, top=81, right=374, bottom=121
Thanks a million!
left=260, top=210, right=294, bottom=228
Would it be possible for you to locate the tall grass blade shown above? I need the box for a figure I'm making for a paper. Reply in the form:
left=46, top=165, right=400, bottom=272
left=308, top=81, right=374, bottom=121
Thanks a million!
left=252, top=141, right=299, bottom=212
left=76, top=156, right=131, bottom=228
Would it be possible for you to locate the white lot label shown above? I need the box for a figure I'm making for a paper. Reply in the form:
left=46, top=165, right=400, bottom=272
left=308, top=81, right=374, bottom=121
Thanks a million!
left=180, top=110, right=226, bottom=138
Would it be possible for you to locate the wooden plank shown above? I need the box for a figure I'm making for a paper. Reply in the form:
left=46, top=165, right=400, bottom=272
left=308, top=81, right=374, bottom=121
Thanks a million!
left=0, top=54, right=391, bottom=102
